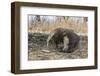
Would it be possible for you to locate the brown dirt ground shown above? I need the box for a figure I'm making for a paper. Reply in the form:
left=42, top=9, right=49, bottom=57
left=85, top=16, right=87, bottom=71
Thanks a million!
left=28, top=33, right=88, bottom=60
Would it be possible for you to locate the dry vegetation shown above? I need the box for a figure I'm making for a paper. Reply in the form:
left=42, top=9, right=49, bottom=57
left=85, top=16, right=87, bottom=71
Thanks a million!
left=28, top=16, right=88, bottom=34
left=28, top=15, right=88, bottom=60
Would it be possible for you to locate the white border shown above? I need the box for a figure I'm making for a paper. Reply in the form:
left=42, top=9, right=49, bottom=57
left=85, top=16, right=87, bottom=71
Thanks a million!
left=20, top=6, right=95, bottom=70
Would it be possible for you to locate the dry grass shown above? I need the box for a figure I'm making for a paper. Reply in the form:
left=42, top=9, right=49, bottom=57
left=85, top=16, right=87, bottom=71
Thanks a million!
left=28, top=20, right=87, bottom=34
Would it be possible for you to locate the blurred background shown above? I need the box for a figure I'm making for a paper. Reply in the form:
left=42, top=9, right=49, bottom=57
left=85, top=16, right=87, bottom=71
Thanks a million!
left=28, top=15, right=88, bottom=35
